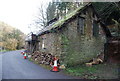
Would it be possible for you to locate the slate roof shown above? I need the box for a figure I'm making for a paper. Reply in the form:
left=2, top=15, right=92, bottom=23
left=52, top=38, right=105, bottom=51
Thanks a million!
left=35, top=2, right=120, bottom=36
left=36, top=3, right=92, bottom=36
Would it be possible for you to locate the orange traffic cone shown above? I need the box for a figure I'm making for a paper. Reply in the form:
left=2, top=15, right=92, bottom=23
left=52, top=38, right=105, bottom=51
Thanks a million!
left=21, top=52, right=23, bottom=55
left=22, top=52, right=25, bottom=55
left=24, top=56, right=26, bottom=59
left=24, top=53, right=27, bottom=59
left=51, top=57, right=59, bottom=72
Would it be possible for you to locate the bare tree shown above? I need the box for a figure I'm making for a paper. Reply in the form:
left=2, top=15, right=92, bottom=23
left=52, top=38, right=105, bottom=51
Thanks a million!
left=34, top=3, right=47, bottom=28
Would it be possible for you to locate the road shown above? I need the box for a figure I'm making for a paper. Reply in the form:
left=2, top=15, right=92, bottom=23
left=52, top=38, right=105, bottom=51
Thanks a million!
left=0, top=52, right=2, bottom=80
left=2, top=50, right=73, bottom=79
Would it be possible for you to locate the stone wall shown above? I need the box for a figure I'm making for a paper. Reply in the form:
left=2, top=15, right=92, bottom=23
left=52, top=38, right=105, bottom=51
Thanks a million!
left=57, top=7, right=106, bottom=66
left=36, top=7, right=106, bottom=66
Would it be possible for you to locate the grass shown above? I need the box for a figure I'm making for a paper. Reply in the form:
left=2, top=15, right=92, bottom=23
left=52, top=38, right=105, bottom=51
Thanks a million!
left=64, top=64, right=98, bottom=79
left=28, top=57, right=119, bottom=79
left=0, top=49, right=9, bottom=52
left=63, top=63, right=119, bottom=79
left=28, top=57, right=51, bottom=70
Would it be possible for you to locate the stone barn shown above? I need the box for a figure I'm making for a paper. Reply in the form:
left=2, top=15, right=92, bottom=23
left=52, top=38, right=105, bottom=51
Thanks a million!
left=26, top=2, right=120, bottom=66
left=35, top=3, right=106, bottom=66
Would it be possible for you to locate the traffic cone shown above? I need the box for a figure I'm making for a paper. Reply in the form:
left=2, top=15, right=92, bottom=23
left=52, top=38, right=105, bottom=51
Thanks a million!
left=51, top=58, right=59, bottom=72
left=22, top=52, right=25, bottom=55
left=21, top=52, right=23, bottom=54
left=24, top=53, right=27, bottom=59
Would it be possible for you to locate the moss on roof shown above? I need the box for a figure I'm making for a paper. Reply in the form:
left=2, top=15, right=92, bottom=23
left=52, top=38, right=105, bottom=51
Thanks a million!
left=37, top=3, right=91, bottom=36
left=51, top=6, right=84, bottom=29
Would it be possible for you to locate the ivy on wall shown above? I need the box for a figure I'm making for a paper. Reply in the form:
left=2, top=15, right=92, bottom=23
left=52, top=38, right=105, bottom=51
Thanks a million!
left=60, top=33, right=105, bottom=67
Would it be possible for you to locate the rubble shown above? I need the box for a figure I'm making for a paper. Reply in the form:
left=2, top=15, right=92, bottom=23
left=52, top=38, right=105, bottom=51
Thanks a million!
left=85, top=52, right=104, bottom=67
left=59, top=64, right=66, bottom=69
left=30, top=51, right=55, bottom=65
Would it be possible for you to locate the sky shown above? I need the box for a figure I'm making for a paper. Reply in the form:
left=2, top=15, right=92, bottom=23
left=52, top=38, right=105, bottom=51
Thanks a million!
left=0, top=0, right=118, bottom=35
left=0, top=0, right=51, bottom=35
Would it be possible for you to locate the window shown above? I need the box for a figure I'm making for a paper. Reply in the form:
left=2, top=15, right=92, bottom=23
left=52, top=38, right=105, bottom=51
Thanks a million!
left=42, top=40, right=45, bottom=49
left=39, top=42, right=41, bottom=50
left=93, top=20, right=99, bottom=37
left=78, top=17, right=85, bottom=35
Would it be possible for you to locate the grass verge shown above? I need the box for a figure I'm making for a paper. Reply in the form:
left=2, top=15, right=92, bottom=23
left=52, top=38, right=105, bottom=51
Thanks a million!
left=63, top=63, right=118, bottom=79
left=1, top=49, right=8, bottom=52
left=28, top=57, right=118, bottom=79
left=28, top=58, right=51, bottom=70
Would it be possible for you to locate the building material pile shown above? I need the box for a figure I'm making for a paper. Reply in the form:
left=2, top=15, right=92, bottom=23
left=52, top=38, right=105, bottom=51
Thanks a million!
left=86, top=52, right=104, bottom=67
left=31, top=51, right=54, bottom=65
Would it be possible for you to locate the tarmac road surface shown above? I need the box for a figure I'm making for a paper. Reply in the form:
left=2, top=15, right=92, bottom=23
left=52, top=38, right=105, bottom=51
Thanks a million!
left=2, top=50, right=73, bottom=79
